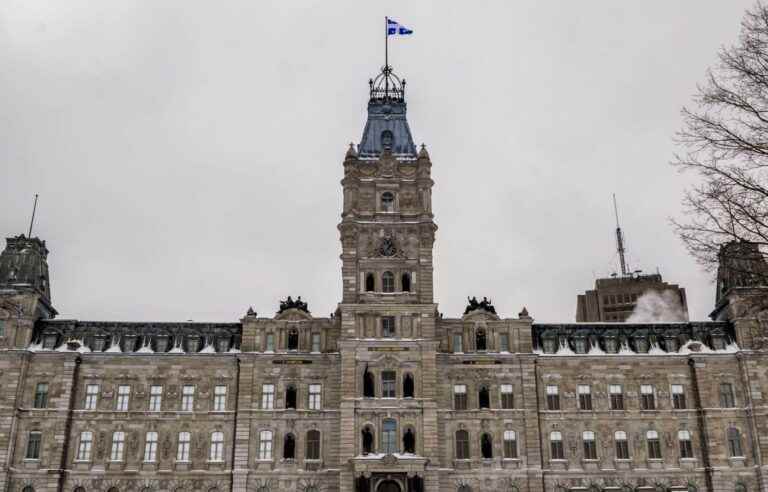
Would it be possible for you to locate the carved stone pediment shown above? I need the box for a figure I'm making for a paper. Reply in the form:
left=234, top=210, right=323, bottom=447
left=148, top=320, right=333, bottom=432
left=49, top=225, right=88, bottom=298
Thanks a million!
left=275, top=308, right=313, bottom=321
left=462, top=309, right=499, bottom=322
left=382, top=453, right=398, bottom=465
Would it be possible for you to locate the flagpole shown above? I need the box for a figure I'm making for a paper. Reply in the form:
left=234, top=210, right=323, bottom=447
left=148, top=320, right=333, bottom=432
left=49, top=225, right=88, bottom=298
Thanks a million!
left=385, top=16, right=388, bottom=69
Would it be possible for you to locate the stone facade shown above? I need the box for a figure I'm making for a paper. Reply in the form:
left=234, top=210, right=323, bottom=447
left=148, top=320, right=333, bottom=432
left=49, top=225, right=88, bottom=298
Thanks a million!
left=1, top=66, right=767, bottom=492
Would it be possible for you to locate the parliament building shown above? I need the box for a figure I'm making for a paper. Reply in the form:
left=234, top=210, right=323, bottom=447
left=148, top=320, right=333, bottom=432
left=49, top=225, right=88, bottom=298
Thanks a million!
left=1, top=65, right=768, bottom=492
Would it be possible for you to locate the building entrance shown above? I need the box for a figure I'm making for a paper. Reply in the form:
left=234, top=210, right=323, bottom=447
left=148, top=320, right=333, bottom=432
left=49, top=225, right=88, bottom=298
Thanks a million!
left=377, top=481, right=401, bottom=492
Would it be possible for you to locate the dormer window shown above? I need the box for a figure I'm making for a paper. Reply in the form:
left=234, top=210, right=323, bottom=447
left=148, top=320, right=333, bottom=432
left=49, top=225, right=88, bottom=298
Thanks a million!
left=381, top=192, right=395, bottom=212
left=381, top=130, right=394, bottom=151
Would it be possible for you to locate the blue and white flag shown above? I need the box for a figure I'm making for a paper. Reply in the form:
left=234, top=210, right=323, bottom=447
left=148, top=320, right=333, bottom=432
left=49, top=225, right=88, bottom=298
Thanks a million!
left=387, top=18, right=413, bottom=36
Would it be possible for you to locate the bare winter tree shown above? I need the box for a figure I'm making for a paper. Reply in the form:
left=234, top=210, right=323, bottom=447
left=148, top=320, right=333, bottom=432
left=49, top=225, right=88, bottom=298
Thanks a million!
left=674, top=2, right=768, bottom=280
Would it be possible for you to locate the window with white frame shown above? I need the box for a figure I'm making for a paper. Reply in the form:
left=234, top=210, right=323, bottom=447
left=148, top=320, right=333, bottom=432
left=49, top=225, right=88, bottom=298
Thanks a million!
left=110, top=431, right=125, bottom=461
left=609, top=384, right=624, bottom=410
left=578, top=385, right=592, bottom=411
left=311, top=333, right=321, bottom=352
left=258, top=430, right=273, bottom=460
left=144, top=431, right=158, bottom=462
left=262, top=384, right=274, bottom=410
left=213, top=385, right=227, bottom=411
left=116, top=385, right=130, bottom=411
left=210, top=431, right=224, bottom=462
left=84, top=384, right=99, bottom=410
left=265, top=333, right=275, bottom=352
left=583, top=431, right=597, bottom=459
left=678, top=430, right=693, bottom=458
left=149, top=385, right=162, bottom=412
left=77, top=431, right=93, bottom=461
left=550, top=431, right=564, bottom=460
left=671, top=384, right=686, bottom=409
left=181, top=385, right=195, bottom=412
left=452, top=333, right=463, bottom=353
left=640, top=384, right=656, bottom=410
left=503, top=430, right=517, bottom=458
left=501, top=384, right=514, bottom=409
left=546, top=385, right=560, bottom=410
left=647, top=430, right=662, bottom=459
left=614, top=430, right=629, bottom=459
left=177, top=432, right=191, bottom=462
left=454, top=384, right=467, bottom=410
left=309, top=384, right=322, bottom=410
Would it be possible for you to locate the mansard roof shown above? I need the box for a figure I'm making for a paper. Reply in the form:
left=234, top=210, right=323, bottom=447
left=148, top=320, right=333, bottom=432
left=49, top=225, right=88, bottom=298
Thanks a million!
left=358, top=66, right=417, bottom=157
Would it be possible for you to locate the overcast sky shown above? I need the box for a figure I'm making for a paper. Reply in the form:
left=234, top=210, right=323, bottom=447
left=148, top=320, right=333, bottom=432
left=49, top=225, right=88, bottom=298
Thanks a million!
left=0, top=1, right=757, bottom=322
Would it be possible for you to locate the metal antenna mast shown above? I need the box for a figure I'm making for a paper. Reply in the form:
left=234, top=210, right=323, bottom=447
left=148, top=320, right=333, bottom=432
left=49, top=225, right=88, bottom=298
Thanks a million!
left=27, top=194, right=39, bottom=238
left=613, top=194, right=628, bottom=276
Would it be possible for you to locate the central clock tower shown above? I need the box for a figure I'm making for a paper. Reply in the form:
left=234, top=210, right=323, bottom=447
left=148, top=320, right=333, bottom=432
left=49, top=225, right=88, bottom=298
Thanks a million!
left=337, top=65, right=440, bottom=492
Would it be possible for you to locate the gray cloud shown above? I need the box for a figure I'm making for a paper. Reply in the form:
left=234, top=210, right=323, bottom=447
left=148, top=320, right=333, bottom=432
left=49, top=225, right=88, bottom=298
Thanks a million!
left=0, top=1, right=755, bottom=322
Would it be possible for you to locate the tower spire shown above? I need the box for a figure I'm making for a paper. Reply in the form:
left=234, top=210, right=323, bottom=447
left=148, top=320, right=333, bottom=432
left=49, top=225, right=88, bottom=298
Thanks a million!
left=613, top=194, right=628, bottom=276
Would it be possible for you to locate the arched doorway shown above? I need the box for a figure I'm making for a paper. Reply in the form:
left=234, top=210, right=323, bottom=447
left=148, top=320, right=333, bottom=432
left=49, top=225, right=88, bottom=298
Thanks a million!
left=377, top=480, right=401, bottom=492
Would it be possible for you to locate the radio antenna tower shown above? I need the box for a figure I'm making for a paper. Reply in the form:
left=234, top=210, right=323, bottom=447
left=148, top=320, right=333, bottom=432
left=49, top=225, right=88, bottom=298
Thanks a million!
left=613, top=194, right=628, bottom=276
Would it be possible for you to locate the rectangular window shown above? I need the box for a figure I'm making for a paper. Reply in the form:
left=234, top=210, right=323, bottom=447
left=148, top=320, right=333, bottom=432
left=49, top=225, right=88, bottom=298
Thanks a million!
left=503, top=430, right=517, bottom=458
left=181, top=385, right=195, bottom=412
left=309, top=384, right=322, bottom=410
left=26, top=431, right=41, bottom=460
left=671, top=384, right=687, bottom=410
left=615, top=431, right=629, bottom=460
left=84, top=384, right=99, bottom=411
left=501, top=384, right=514, bottom=409
left=546, top=385, right=560, bottom=411
left=679, top=430, right=693, bottom=459
left=381, top=371, right=396, bottom=398
left=382, top=419, right=397, bottom=454
left=455, top=431, right=470, bottom=459
left=499, top=333, right=510, bottom=352
left=647, top=431, right=662, bottom=459
left=550, top=432, right=564, bottom=460
left=144, top=431, right=158, bottom=462
left=262, top=384, right=275, bottom=410
left=149, top=385, right=163, bottom=412
left=311, top=333, right=321, bottom=352
left=259, top=430, right=273, bottom=460
left=382, top=317, right=395, bottom=338
left=77, top=431, right=93, bottom=461
left=454, top=384, right=467, bottom=410
left=214, top=385, right=227, bottom=411
left=116, top=385, right=131, bottom=411
left=265, top=333, right=275, bottom=352
left=578, top=385, right=592, bottom=411
left=640, top=384, right=655, bottom=410
left=583, top=431, right=597, bottom=459
left=609, top=384, right=624, bottom=410
left=177, top=432, right=191, bottom=462
left=210, top=431, right=224, bottom=462
left=33, top=382, right=48, bottom=409
left=0, top=319, right=5, bottom=337
left=110, top=431, right=125, bottom=461
left=720, top=383, right=735, bottom=408
left=452, top=334, right=463, bottom=353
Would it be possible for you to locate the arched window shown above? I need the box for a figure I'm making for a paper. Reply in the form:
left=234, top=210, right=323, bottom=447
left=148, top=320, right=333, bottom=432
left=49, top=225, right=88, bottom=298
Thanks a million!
left=401, top=273, right=411, bottom=292
left=381, top=191, right=395, bottom=212
left=285, top=385, right=297, bottom=409
left=287, top=329, right=299, bottom=351
left=355, top=477, right=371, bottom=492
left=550, top=431, right=564, bottom=460
left=583, top=431, right=597, bottom=459
left=365, top=273, right=375, bottom=292
left=361, top=426, right=374, bottom=455
left=382, top=271, right=395, bottom=293
left=728, top=428, right=744, bottom=457
left=403, top=427, right=416, bottom=454
left=21, top=488, right=35, bottom=492
left=614, top=430, right=629, bottom=459
left=382, top=419, right=397, bottom=454
left=363, top=368, right=375, bottom=398
left=283, top=433, right=295, bottom=459
left=503, top=430, right=517, bottom=458
left=455, top=430, right=470, bottom=459
left=306, top=430, right=321, bottom=460
left=476, top=328, right=487, bottom=351
left=403, top=373, right=415, bottom=398
left=478, top=385, right=490, bottom=409
left=480, top=433, right=493, bottom=459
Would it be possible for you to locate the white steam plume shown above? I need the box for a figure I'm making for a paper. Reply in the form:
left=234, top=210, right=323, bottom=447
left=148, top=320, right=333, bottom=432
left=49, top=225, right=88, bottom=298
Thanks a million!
left=626, top=290, right=686, bottom=323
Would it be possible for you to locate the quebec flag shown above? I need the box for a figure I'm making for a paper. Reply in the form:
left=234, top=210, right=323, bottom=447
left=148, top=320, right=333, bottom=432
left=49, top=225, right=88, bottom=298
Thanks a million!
left=387, top=18, right=413, bottom=36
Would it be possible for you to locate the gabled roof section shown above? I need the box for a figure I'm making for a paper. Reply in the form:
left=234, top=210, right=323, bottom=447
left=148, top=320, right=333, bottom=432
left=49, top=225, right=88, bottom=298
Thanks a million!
left=358, top=66, right=417, bottom=158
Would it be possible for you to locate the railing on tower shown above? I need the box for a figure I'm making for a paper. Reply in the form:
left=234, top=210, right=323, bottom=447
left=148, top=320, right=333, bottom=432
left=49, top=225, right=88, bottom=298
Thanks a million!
left=369, top=66, right=406, bottom=103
